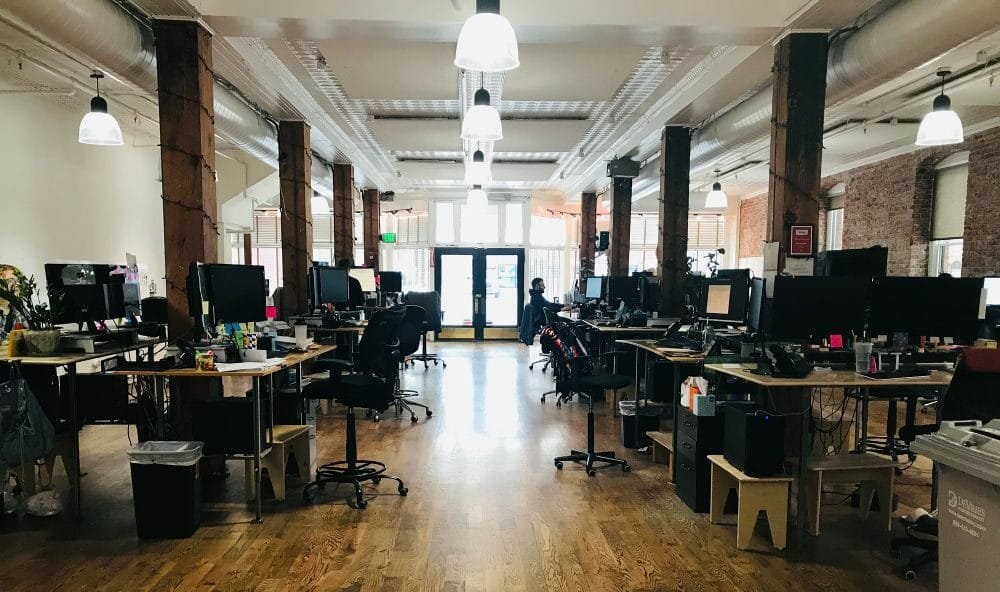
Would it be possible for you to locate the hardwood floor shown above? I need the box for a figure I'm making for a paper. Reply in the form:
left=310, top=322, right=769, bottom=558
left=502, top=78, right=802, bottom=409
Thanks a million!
left=0, top=342, right=938, bottom=591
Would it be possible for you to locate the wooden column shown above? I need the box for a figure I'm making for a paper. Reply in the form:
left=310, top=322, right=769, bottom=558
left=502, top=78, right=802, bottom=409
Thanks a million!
left=242, top=233, right=252, bottom=264
left=579, top=192, right=597, bottom=285
left=153, top=20, right=217, bottom=338
left=278, top=121, right=312, bottom=316
left=656, top=126, right=691, bottom=315
left=766, top=32, right=828, bottom=250
left=608, top=177, right=632, bottom=277
left=333, top=163, right=355, bottom=265
left=362, top=188, right=381, bottom=269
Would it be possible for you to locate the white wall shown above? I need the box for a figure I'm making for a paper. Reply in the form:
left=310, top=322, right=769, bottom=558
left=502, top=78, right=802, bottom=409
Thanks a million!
left=0, top=92, right=164, bottom=295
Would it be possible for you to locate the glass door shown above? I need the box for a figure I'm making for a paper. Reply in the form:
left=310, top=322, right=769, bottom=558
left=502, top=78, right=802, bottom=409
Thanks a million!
left=434, top=247, right=525, bottom=340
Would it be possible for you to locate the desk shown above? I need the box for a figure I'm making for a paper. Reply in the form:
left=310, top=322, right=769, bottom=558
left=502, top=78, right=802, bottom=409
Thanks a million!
left=702, top=363, right=952, bottom=545
left=618, top=339, right=704, bottom=478
left=580, top=321, right=666, bottom=374
left=310, top=324, right=365, bottom=363
left=0, top=338, right=165, bottom=517
left=113, top=344, right=335, bottom=523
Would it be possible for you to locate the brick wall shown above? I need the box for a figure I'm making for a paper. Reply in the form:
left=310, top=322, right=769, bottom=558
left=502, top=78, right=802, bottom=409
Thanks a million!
left=735, top=125, right=1000, bottom=276
left=738, top=194, right=767, bottom=258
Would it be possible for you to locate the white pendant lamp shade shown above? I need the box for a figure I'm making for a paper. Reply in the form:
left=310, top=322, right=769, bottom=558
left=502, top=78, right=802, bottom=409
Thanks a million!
left=311, top=194, right=330, bottom=216
left=705, top=180, right=728, bottom=209
left=466, top=185, right=488, bottom=209
left=78, top=96, right=123, bottom=146
left=454, top=0, right=519, bottom=73
left=464, top=149, right=492, bottom=185
left=461, top=88, right=503, bottom=141
left=915, top=94, right=964, bottom=146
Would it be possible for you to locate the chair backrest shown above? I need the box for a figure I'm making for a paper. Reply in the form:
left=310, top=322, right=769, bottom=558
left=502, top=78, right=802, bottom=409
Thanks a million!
left=355, top=305, right=406, bottom=379
left=396, top=305, right=425, bottom=357
left=404, top=291, right=442, bottom=331
left=941, top=348, right=1000, bottom=423
left=539, top=316, right=593, bottom=388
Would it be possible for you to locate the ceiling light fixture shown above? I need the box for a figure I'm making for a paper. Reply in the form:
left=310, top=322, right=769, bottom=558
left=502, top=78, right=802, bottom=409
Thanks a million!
left=311, top=192, right=330, bottom=216
left=464, top=149, right=492, bottom=185
left=705, top=170, right=728, bottom=208
left=461, top=86, right=503, bottom=141
left=454, top=0, right=519, bottom=72
left=915, top=68, right=964, bottom=146
left=466, top=184, right=488, bottom=209
left=79, top=71, right=123, bottom=146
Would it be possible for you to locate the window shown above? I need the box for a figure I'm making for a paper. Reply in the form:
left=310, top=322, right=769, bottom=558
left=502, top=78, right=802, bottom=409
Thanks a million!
left=528, top=248, right=566, bottom=300
left=629, top=215, right=659, bottom=273
left=687, top=214, right=726, bottom=275
left=826, top=208, right=844, bottom=251
left=387, top=247, right=431, bottom=293
left=395, top=213, right=428, bottom=244
left=928, top=152, right=968, bottom=277
left=312, top=213, right=335, bottom=265
left=250, top=209, right=282, bottom=290
left=435, top=202, right=456, bottom=244
left=460, top=204, right=499, bottom=244
left=529, top=215, right=566, bottom=248
left=504, top=203, right=524, bottom=244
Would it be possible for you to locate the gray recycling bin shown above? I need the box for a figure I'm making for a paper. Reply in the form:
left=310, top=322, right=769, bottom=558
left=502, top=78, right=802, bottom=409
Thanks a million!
left=912, top=420, right=1000, bottom=592
left=127, top=441, right=203, bottom=539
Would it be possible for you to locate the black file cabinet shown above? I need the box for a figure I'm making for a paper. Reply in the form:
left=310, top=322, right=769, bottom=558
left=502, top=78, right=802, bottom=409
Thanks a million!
left=674, top=405, right=725, bottom=513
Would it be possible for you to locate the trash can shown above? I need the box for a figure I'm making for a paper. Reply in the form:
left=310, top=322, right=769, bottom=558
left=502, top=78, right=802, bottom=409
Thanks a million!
left=619, top=400, right=660, bottom=449
left=127, top=441, right=203, bottom=539
left=911, top=420, right=1000, bottom=592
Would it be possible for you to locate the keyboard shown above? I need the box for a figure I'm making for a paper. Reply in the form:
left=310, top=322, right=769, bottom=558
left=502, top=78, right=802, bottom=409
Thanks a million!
left=654, top=336, right=704, bottom=352
left=861, top=367, right=932, bottom=380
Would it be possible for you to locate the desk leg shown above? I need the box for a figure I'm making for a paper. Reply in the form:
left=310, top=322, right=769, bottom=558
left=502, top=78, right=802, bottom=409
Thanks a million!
left=795, top=386, right=812, bottom=546
left=66, top=364, right=82, bottom=519
left=268, top=373, right=275, bottom=444
left=296, top=362, right=304, bottom=424
left=859, top=388, right=870, bottom=453
left=633, top=347, right=641, bottom=448
left=252, top=375, right=263, bottom=523
left=154, top=376, right=166, bottom=439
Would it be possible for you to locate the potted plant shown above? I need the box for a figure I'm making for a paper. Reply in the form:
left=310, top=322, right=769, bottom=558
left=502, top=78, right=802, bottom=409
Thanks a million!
left=0, top=269, right=61, bottom=355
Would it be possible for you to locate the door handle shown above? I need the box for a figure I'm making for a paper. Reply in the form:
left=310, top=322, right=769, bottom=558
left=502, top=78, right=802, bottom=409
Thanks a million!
left=474, top=293, right=483, bottom=315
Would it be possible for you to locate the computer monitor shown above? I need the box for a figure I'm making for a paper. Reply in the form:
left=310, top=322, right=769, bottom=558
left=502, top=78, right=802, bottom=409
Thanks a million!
left=770, top=275, right=871, bottom=339
left=747, top=277, right=766, bottom=333
left=608, top=276, right=640, bottom=308
left=815, top=246, right=888, bottom=277
left=311, top=266, right=349, bottom=306
left=204, top=264, right=267, bottom=325
left=349, top=267, right=377, bottom=293
left=378, top=271, right=402, bottom=293
left=700, top=275, right=750, bottom=324
left=585, top=276, right=606, bottom=300
left=639, top=276, right=659, bottom=312
left=45, top=263, right=126, bottom=327
left=984, top=277, right=1000, bottom=307
left=869, top=276, right=984, bottom=341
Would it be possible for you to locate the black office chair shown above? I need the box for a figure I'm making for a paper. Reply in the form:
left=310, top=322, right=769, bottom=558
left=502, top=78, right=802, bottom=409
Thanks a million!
left=541, top=312, right=632, bottom=475
left=391, top=305, right=433, bottom=423
left=892, top=348, right=1000, bottom=579
left=521, top=304, right=553, bottom=372
left=302, top=306, right=408, bottom=509
left=402, top=291, right=447, bottom=369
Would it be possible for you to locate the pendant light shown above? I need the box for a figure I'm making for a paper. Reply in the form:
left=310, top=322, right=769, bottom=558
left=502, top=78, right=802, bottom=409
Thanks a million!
left=311, top=192, right=330, bottom=216
left=454, top=0, right=519, bottom=73
left=464, top=149, right=492, bottom=185
left=915, top=69, right=964, bottom=146
left=461, top=87, right=503, bottom=141
left=78, top=71, right=123, bottom=146
left=466, top=184, right=488, bottom=209
left=705, top=170, right=728, bottom=208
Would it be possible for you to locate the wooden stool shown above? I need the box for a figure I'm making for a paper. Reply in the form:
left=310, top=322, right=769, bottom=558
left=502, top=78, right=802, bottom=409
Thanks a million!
left=646, top=430, right=674, bottom=482
left=805, top=454, right=895, bottom=536
left=245, top=425, right=312, bottom=502
left=707, top=455, right=792, bottom=551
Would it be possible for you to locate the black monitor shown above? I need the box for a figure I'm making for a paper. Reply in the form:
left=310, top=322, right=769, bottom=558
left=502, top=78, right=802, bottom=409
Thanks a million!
left=869, top=276, right=984, bottom=341
left=187, top=263, right=266, bottom=332
left=770, top=275, right=871, bottom=339
left=639, top=276, right=659, bottom=312
left=378, top=271, right=402, bottom=293
left=311, top=266, right=349, bottom=306
left=747, top=277, right=766, bottom=333
left=585, top=276, right=606, bottom=300
left=815, top=246, right=888, bottom=277
left=608, top=276, right=640, bottom=308
left=700, top=275, right=750, bottom=325
left=45, top=263, right=128, bottom=327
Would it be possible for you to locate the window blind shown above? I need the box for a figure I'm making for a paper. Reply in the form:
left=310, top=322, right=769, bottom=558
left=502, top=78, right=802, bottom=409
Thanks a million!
left=932, top=163, right=968, bottom=240
left=688, top=215, right=725, bottom=250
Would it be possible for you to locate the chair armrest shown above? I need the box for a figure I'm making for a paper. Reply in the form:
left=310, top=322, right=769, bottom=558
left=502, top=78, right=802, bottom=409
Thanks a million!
left=314, top=358, right=353, bottom=374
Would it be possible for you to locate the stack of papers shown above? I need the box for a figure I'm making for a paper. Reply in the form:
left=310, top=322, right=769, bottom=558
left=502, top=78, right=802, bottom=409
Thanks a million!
left=215, top=359, right=285, bottom=372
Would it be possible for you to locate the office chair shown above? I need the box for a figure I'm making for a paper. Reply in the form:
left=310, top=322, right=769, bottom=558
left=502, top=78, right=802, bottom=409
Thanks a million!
left=402, top=291, right=447, bottom=369
left=892, top=348, right=1000, bottom=579
left=391, top=305, right=433, bottom=423
left=542, top=312, right=632, bottom=475
left=519, top=303, right=553, bottom=372
left=302, top=306, right=408, bottom=509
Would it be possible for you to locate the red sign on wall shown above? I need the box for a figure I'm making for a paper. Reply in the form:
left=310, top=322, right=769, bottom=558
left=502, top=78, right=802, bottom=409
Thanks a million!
left=789, top=224, right=814, bottom=257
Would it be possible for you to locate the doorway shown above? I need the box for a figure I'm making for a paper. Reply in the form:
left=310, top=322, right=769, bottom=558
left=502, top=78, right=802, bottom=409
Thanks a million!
left=434, top=247, right=525, bottom=340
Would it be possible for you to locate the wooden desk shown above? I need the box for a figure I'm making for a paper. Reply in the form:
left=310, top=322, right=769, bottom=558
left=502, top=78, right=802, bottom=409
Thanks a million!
left=0, top=338, right=165, bottom=517
left=618, top=339, right=704, bottom=481
left=702, top=363, right=952, bottom=545
left=112, top=344, right=334, bottom=522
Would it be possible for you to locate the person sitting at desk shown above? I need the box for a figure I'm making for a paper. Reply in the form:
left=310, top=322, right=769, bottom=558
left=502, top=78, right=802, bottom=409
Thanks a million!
left=529, top=277, right=572, bottom=318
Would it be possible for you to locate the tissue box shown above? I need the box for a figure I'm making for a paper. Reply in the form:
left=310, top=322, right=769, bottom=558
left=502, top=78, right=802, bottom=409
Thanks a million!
left=694, top=394, right=717, bottom=416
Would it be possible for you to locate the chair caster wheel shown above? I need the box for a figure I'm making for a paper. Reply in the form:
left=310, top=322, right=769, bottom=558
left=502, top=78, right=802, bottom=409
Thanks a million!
left=357, top=500, right=368, bottom=509
left=433, top=360, right=438, bottom=366
left=372, top=476, right=381, bottom=485
left=426, top=410, right=432, bottom=417
left=373, top=414, right=380, bottom=422
left=904, top=570, right=916, bottom=581
left=587, top=469, right=597, bottom=477
left=398, top=486, right=408, bottom=496
left=554, top=461, right=563, bottom=470
left=556, top=401, right=562, bottom=408
left=410, top=415, right=418, bottom=423
left=442, top=362, right=447, bottom=368
left=303, top=492, right=312, bottom=503
left=622, top=464, right=632, bottom=473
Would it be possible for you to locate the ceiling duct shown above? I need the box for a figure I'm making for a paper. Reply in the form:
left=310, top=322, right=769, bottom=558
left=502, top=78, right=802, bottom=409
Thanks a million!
left=0, top=0, right=334, bottom=194
left=690, top=0, right=1000, bottom=171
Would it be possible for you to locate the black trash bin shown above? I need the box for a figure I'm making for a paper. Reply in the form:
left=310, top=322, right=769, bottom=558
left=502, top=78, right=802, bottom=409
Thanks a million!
left=619, top=401, right=661, bottom=448
left=127, top=441, right=203, bottom=539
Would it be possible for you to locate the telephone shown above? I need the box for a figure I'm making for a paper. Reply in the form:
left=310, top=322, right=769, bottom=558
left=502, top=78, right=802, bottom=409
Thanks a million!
left=767, top=344, right=813, bottom=378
